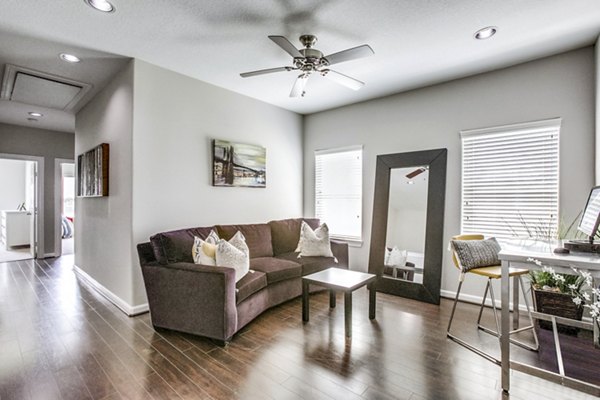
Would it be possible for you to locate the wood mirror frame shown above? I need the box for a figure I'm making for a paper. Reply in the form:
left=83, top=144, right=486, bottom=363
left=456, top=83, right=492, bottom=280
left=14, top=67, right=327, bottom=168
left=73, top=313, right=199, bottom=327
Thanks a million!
left=368, top=148, right=447, bottom=304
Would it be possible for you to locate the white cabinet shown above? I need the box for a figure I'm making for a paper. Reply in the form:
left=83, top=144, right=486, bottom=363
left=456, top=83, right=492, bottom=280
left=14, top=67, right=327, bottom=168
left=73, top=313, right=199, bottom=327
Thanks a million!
left=1, top=210, right=31, bottom=247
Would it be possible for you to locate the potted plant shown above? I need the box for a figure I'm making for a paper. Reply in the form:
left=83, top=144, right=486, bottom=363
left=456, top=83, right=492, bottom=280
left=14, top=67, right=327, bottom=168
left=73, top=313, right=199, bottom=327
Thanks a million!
left=528, top=261, right=585, bottom=335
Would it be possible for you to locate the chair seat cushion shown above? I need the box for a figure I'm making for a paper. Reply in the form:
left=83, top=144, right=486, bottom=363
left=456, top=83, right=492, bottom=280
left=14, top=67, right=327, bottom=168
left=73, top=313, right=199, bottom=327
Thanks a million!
left=250, top=257, right=302, bottom=284
left=275, top=252, right=337, bottom=275
left=469, top=266, right=529, bottom=279
left=236, top=270, right=267, bottom=304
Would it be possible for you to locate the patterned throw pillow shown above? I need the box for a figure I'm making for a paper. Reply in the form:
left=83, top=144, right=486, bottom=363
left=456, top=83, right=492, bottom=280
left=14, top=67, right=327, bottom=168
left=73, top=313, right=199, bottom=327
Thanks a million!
left=296, top=221, right=335, bottom=259
left=385, top=246, right=407, bottom=267
left=451, top=238, right=501, bottom=272
left=192, top=237, right=217, bottom=266
left=191, top=229, right=220, bottom=266
left=216, top=231, right=250, bottom=282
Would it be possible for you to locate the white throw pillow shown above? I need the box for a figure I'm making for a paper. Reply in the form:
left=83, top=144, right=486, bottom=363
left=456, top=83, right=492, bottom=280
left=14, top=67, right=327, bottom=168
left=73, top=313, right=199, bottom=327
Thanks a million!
left=216, top=231, right=250, bottom=282
left=296, top=221, right=335, bottom=259
left=387, top=246, right=407, bottom=267
left=192, top=236, right=217, bottom=266
left=205, top=229, right=220, bottom=244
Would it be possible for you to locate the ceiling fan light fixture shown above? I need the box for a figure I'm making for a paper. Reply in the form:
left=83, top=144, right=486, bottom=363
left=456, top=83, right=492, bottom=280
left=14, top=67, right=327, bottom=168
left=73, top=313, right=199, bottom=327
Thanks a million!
left=28, top=112, right=43, bottom=117
left=84, top=0, right=115, bottom=13
left=474, top=26, right=497, bottom=40
left=59, top=53, right=81, bottom=63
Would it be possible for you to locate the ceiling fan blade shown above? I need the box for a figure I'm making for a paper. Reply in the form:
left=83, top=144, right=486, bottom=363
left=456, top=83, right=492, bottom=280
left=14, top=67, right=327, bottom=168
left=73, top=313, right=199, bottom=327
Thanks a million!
left=406, top=167, right=427, bottom=179
left=321, top=69, right=364, bottom=90
left=324, top=44, right=374, bottom=66
left=240, top=66, right=294, bottom=78
left=269, top=35, right=303, bottom=58
left=290, top=74, right=309, bottom=97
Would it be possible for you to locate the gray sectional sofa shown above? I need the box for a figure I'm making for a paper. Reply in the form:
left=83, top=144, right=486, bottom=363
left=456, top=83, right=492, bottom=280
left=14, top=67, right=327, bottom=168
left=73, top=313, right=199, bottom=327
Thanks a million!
left=136, top=218, right=348, bottom=344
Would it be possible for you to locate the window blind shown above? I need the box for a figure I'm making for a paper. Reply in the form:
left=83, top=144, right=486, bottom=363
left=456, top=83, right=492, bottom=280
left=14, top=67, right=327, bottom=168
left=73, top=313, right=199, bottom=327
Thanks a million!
left=460, top=119, right=560, bottom=239
left=315, top=146, right=362, bottom=241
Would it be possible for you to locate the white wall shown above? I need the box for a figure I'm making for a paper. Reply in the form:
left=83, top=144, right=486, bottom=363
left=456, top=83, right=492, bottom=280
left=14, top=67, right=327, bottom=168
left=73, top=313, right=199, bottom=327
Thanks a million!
left=131, top=60, right=304, bottom=305
left=0, top=159, right=26, bottom=211
left=75, top=61, right=135, bottom=306
left=304, top=47, right=595, bottom=300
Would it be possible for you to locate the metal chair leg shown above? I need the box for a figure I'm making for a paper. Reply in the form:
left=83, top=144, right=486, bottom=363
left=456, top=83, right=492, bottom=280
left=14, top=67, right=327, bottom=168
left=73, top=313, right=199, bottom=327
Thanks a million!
left=476, top=279, right=491, bottom=329
left=447, top=279, right=463, bottom=334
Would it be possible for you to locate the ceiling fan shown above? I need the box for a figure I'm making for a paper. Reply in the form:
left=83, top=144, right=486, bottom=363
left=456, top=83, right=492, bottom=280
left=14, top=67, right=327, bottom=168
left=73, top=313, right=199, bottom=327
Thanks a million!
left=240, top=35, right=374, bottom=98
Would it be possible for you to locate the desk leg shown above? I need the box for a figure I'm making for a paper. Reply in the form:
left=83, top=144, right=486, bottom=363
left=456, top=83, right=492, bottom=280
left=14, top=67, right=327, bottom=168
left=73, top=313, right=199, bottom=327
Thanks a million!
left=594, top=277, right=599, bottom=349
left=501, top=260, right=510, bottom=393
left=369, top=286, right=376, bottom=320
left=345, top=292, right=352, bottom=338
left=512, top=275, right=520, bottom=330
left=302, top=281, right=309, bottom=322
left=330, top=290, right=336, bottom=308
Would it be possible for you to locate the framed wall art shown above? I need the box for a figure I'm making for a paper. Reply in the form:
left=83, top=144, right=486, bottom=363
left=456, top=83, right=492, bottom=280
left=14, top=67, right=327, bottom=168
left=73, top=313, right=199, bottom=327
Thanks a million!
left=77, top=143, right=109, bottom=197
left=212, top=140, right=266, bottom=188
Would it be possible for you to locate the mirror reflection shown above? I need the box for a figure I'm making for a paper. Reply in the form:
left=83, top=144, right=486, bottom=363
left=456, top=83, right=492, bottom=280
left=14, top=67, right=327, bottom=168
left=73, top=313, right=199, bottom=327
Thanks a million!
left=383, top=166, right=428, bottom=283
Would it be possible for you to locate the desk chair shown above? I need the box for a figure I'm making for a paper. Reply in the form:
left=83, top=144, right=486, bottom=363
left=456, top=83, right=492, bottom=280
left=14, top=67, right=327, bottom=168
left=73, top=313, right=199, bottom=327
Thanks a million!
left=447, top=234, right=538, bottom=361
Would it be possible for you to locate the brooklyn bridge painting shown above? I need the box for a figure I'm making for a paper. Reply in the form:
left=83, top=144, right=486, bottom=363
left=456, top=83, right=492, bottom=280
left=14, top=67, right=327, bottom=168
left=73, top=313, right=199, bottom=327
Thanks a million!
left=213, top=140, right=266, bottom=187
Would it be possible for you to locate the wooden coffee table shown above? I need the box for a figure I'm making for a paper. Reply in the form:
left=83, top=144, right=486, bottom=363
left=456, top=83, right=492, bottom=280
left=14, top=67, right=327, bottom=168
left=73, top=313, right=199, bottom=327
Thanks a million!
left=302, top=267, right=377, bottom=338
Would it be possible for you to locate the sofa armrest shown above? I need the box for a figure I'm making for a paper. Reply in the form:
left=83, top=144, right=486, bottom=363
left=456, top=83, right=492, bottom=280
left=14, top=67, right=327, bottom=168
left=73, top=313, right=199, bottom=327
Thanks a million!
left=331, top=240, right=349, bottom=269
left=140, top=262, right=237, bottom=341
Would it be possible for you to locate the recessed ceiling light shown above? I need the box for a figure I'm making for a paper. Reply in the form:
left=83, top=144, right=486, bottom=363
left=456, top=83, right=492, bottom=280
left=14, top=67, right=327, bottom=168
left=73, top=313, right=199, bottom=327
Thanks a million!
left=474, top=26, right=497, bottom=40
left=60, top=53, right=81, bottom=63
left=84, top=0, right=115, bottom=13
left=27, top=118, right=38, bottom=122
left=28, top=112, right=43, bottom=117
left=407, top=181, right=414, bottom=185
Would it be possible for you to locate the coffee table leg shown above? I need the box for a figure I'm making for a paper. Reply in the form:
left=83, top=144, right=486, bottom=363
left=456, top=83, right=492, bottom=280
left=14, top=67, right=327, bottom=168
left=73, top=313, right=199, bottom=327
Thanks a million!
left=369, top=286, right=376, bottom=320
left=302, top=280, right=309, bottom=322
left=329, top=290, right=336, bottom=308
left=344, top=292, right=352, bottom=338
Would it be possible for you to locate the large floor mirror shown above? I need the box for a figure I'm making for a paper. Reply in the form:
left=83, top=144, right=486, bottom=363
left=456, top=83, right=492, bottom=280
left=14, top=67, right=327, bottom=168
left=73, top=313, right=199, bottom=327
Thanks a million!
left=368, top=148, right=447, bottom=304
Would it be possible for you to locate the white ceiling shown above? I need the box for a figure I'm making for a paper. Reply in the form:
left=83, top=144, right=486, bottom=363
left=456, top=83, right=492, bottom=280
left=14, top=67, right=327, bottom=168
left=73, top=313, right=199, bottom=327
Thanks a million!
left=0, top=0, right=599, bottom=132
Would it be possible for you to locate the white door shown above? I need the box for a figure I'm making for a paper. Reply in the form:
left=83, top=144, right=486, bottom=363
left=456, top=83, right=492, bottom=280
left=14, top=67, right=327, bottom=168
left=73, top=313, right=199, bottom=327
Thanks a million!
left=27, top=162, right=37, bottom=258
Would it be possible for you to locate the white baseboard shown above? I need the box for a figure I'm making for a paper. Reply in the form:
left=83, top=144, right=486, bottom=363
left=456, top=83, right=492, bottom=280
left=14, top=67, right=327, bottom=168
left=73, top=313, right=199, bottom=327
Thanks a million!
left=42, top=252, right=56, bottom=258
left=73, top=264, right=149, bottom=316
left=440, top=289, right=530, bottom=312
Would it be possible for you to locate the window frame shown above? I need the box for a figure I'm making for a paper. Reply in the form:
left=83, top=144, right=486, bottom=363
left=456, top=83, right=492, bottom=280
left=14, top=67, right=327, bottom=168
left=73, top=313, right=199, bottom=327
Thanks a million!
left=460, top=118, right=561, bottom=239
left=314, top=145, right=363, bottom=244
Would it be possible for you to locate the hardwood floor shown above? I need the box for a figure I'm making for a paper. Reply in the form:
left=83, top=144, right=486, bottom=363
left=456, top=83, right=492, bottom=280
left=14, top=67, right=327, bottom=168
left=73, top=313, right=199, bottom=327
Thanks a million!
left=0, top=256, right=597, bottom=400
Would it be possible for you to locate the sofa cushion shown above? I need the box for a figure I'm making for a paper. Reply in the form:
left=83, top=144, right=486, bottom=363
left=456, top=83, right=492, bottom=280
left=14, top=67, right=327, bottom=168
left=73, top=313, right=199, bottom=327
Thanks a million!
left=268, top=218, right=320, bottom=256
left=275, top=252, right=337, bottom=275
left=150, top=226, right=215, bottom=264
left=236, top=270, right=267, bottom=304
left=216, top=224, right=273, bottom=258
left=250, top=257, right=302, bottom=284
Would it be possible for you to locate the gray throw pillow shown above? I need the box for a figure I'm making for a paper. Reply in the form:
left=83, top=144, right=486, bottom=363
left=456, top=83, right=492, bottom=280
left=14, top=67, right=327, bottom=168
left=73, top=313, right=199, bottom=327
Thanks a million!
left=451, top=238, right=501, bottom=272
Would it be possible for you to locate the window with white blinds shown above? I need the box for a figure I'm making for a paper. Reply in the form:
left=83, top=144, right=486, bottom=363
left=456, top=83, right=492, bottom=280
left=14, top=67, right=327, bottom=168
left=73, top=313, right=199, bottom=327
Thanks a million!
left=315, top=146, right=363, bottom=241
left=460, top=118, right=560, bottom=239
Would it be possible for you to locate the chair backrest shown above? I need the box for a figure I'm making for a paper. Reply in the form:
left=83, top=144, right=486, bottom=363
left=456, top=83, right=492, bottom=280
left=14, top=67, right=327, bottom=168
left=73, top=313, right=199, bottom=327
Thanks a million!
left=450, top=234, right=484, bottom=270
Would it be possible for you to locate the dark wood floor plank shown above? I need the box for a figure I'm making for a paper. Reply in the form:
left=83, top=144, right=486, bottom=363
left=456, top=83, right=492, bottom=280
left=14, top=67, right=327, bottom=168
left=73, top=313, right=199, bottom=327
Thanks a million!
left=2, top=256, right=600, bottom=400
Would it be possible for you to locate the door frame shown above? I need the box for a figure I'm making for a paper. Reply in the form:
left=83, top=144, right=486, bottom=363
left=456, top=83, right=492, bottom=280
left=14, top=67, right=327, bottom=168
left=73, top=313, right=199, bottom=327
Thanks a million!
left=0, top=153, right=44, bottom=258
left=54, top=158, right=75, bottom=257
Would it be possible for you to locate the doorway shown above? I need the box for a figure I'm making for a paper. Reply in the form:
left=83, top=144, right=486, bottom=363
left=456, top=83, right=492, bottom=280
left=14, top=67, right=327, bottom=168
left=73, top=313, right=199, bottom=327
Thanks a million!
left=0, top=156, right=41, bottom=262
left=55, top=159, right=75, bottom=257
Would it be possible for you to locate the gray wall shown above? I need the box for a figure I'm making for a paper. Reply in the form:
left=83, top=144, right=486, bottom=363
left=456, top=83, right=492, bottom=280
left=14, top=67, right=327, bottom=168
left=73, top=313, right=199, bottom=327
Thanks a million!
left=0, top=123, right=74, bottom=255
left=75, top=59, right=304, bottom=309
left=0, top=159, right=26, bottom=211
left=303, top=47, right=595, bottom=300
left=130, top=60, right=303, bottom=305
left=75, top=61, right=135, bottom=305
left=596, top=36, right=600, bottom=185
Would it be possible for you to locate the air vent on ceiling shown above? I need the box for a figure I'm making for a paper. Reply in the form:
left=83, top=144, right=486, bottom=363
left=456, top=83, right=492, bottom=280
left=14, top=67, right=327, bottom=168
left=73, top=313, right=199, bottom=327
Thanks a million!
left=1, top=64, right=92, bottom=111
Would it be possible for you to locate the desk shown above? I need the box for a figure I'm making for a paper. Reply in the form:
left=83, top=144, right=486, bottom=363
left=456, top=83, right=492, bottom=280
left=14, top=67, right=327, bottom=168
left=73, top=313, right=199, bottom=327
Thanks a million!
left=499, top=240, right=600, bottom=395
